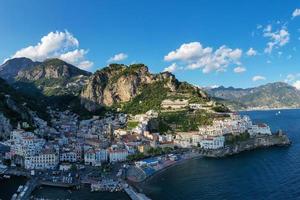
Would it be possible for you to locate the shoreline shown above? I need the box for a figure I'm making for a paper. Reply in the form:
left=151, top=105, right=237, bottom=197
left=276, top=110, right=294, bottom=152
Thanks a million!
left=236, top=107, right=300, bottom=112
left=143, top=153, right=202, bottom=183
left=128, top=133, right=291, bottom=188
left=127, top=152, right=202, bottom=184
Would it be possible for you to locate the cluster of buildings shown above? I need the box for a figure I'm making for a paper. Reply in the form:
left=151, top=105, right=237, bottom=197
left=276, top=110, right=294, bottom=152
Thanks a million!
left=175, top=113, right=271, bottom=149
left=1, top=110, right=131, bottom=170
left=0, top=106, right=273, bottom=171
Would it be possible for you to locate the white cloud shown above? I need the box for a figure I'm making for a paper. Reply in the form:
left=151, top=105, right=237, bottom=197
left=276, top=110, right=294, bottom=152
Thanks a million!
left=9, top=31, right=93, bottom=70
left=293, top=80, right=300, bottom=90
left=163, top=63, right=177, bottom=73
left=233, top=66, right=246, bottom=73
left=284, top=73, right=300, bottom=83
left=263, top=25, right=289, bottom=54
left=59, top=49, right=93, bottom=70
left=252, top=75, right=266, bottom=82
left=246, top=48, right=257, bottom=56
left=107, top=53, right=128, bottom=63
left=257, top=24, right=263, bottom=29
left=164, top=42, right=242, bottom=73
left=292, top=8, right=300, bottom=18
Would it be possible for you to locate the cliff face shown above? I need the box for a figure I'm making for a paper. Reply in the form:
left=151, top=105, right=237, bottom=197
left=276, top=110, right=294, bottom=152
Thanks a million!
left=80, top=64, right=195, bottom=111
left=81, top=64, right=154, bottom=111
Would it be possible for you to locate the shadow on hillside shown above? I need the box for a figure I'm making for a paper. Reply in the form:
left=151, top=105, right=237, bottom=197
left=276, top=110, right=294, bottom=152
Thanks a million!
left=12, top=81, right=110, bottom=119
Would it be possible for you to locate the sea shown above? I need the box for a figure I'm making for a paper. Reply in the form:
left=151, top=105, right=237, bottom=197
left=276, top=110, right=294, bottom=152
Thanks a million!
left=1, top=109, right=300, bottom=200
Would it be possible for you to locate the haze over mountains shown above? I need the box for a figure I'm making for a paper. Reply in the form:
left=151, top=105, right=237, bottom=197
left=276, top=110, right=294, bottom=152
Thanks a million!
left=207, top=82, right=300, bottom=110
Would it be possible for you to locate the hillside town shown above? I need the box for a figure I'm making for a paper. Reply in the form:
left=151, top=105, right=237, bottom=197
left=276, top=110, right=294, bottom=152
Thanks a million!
left=0, top=100, right=278, bottom=199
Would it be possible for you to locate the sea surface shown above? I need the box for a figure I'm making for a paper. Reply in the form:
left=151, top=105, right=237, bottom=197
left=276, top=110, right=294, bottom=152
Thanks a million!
left=139, top=109, right=300, bottom=200
left=2, top=109, right=300, bottom=200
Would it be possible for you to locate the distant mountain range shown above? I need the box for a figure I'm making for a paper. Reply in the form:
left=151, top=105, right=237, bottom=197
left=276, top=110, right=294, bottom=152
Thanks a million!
left=206, top=82, right=300, bottom=110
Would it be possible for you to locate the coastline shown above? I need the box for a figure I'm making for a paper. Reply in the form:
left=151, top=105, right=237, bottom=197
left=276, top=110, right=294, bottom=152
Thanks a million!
left=127, top=151, right=202, bottom=184
left=143, top=153, right=202, bottom=182
left=199, top=133, right=291, bottom=158
left=236, top=107, right=300, bottom=112
left=128, top=152, right=203, bottom=194
left=128, top=133, right=291, bottom=188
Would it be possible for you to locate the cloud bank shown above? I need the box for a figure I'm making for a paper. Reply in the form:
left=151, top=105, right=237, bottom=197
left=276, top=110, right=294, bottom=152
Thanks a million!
left=9, top=31, right=93, bottom=70
left=164, top=42, right=242, bottom=73
left=107, top=53, right=128, bottom=63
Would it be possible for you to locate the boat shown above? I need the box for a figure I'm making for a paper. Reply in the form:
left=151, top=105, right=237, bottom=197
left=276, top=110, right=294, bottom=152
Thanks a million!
left=17, top=185, right=23, bottom=193
left=3, top=175, right=10, bottom=179
left=11, top=193, right=17, bottom=200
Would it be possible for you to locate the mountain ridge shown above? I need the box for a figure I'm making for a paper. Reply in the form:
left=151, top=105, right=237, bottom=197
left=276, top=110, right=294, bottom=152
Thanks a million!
left=207, top=82, right=300, bottom=110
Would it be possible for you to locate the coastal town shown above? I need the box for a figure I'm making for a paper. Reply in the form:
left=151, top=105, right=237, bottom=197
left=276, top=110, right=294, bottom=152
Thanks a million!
left=0, top=99, right=290, bottom=200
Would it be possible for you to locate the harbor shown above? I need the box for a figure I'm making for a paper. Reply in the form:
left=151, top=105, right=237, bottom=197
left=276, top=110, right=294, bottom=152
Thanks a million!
left=1, top=167, right=151, bottom=200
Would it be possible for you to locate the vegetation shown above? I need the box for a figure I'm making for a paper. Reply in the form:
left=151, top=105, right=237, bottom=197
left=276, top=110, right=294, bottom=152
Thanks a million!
left=149, top=110, right=213, bottom=134
left=225, top=132, right=250, bottom=145
left=110, top=63, right=148, bottom=84
left=127, top=152, right=145, bottom=161
left=122, top=81, right=169, bottom=114
left=0, top=78, right=49, bottom=127
left=212, top=104, right=230, bottom=113
left=126, top=121, right=139, bottom=130
left=147, top=147, right=173, bottom=156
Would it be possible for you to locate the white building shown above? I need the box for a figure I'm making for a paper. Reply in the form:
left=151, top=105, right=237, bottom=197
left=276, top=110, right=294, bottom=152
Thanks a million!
left=108, top=149, right=128, bottom=163
left=174, top=132, right=200, bottom=148
left=24, top=150, right=58, bottom=170
left=198, top=114, right=253, bottom=137
left=10, top=130, right=45, bottom=157
left=84, top=149, right=96, bottom=166
left=200, top=136, right=225, bottom=149
left=95, top=149, right=108, bottom=163
left=248, top=123, right=272, bottom=136
left=60, top=151, right=77, bottom=163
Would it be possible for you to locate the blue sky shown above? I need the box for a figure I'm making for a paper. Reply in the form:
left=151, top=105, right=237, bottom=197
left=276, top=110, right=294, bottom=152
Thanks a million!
left=1, top=0, right=300, bottom=88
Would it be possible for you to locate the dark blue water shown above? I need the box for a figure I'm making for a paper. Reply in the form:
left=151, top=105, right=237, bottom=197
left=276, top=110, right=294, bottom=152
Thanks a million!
left=140, top=109, right=300, bottom=200
left=0, top=176, right=27, bottom=199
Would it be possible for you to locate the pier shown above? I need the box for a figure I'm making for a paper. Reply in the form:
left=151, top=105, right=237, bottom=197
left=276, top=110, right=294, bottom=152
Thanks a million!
left=13, top=178, right=39, bottom=200
left=123, top=182, right=151, bottom=200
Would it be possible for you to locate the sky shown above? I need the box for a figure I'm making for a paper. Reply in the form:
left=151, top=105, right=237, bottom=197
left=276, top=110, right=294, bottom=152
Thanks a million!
left=1, top=0, right=300, bottom=88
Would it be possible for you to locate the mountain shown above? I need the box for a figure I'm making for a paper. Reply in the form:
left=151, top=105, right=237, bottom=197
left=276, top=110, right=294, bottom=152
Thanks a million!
left=207, top=82, right=300, bottom=110
left=16, top=58, right=91, bottom=81
left=0, top=57, right=227, bottom=118
left=14, top=58, right=91, bottom=97
left=0, top=57, right=40, bottom=81
left=81, top=63, right=209, bottom=112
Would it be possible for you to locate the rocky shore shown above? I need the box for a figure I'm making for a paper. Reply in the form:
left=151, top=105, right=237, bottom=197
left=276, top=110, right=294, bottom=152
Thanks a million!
left=199, top=133, right=291, bottom=158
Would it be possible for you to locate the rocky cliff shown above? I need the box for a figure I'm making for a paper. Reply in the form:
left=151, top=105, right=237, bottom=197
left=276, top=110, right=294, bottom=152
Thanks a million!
left=80, top=63, right=208, bottom=111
